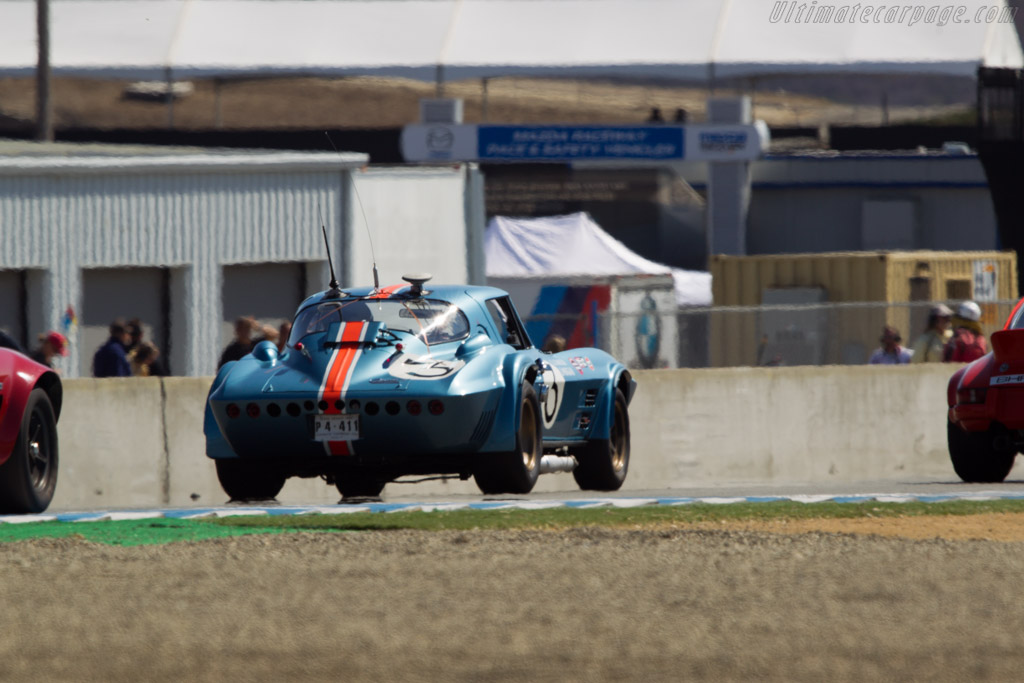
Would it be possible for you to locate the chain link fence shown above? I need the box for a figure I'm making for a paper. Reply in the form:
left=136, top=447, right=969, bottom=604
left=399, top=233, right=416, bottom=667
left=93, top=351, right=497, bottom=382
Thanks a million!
left=522, top=299, right=1018, bottom=369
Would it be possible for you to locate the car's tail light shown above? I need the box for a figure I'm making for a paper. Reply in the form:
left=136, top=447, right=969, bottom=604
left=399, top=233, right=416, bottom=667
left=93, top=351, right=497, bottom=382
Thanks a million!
left=407, top=400, right=422, bottom=415
left=226, top=403, right=240, bottom=419
left=957, top=388, right=988, bottom=405
left=428, top=400, right=444, bottom=415
left=246, top=402, right=260, bottom=418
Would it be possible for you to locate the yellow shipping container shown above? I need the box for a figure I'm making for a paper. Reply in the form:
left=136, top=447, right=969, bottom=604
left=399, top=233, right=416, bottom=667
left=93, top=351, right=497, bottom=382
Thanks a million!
left=709, top=251, right=1019, bottom=367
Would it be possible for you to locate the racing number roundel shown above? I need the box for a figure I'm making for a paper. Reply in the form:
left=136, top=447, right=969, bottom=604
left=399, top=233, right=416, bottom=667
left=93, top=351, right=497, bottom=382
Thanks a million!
left=541, top=364, right=566, bottom=429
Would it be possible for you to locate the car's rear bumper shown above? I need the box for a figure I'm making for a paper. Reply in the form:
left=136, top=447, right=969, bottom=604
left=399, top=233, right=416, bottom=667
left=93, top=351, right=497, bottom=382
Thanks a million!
left=950, top=386, right=1024, bottom=432
left=207, top=387, right=502, bottom=459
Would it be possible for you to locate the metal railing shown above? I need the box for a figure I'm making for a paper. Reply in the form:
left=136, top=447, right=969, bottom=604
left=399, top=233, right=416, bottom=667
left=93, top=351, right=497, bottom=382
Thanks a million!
left=522, top=299, right=1018, bottom=369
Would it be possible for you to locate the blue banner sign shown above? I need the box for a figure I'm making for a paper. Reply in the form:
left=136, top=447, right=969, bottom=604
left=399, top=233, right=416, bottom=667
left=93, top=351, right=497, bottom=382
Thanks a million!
left=477, top=126, right=684, bottom=161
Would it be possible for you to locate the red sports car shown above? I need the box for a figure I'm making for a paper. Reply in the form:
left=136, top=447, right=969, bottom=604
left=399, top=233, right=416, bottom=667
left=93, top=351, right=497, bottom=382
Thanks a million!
left=0, top=348, right=61, bottom=513
left=948, top=298, right=1024, bottom=482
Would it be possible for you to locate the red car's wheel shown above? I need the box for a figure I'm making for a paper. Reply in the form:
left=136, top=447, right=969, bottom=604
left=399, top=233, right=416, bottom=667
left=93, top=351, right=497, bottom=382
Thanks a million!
left=0, top=388, right=59, bottom=514
left=947, top=419, right=1016, bottom=483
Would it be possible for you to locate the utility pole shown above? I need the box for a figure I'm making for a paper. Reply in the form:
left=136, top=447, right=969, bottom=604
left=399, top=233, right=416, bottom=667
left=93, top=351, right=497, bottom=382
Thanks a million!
left=36, top=0, right=53, bottom=142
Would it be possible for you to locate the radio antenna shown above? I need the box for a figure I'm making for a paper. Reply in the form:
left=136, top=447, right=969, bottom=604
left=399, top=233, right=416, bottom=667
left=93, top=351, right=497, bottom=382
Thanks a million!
left=326, top=132, right=380, bottom=293
left=318, top=203, right=342, bottom=298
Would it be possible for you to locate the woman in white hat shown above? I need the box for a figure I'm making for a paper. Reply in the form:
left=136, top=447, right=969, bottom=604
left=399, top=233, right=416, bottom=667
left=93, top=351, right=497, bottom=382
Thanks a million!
left=944, top=301, right=987, bottom=363
left=910, top=303, right=953, bottom=363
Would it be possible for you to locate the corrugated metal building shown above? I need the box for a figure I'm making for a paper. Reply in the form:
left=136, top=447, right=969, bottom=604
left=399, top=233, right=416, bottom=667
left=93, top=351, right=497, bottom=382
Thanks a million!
left=0, top=143, right=485, bottom=377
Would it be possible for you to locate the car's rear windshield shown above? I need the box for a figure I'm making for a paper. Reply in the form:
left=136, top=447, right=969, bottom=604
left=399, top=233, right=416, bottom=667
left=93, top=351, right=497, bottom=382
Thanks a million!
left=1010, top=305, right=1024, bottom=330
left=289, top=299, right=470, bottom=346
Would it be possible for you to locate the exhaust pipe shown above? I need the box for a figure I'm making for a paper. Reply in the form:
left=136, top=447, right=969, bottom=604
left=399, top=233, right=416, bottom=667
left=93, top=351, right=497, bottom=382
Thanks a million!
left=540, top=454, right=577, bottom=474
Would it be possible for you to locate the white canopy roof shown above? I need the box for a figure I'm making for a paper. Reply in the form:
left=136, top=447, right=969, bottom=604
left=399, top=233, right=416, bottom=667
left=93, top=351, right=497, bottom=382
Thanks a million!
left=484, top=212, right=712, bottom=307
left=0, top=0, right=1020, bottom=80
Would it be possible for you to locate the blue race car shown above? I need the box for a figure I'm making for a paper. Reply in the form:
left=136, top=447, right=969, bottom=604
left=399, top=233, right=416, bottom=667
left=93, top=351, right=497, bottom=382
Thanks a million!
left=204, top=274, right=636, bottom=499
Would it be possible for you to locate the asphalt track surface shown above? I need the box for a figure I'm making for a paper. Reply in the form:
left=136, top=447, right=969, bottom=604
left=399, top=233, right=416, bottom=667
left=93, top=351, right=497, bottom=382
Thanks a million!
left=11, top=478, right=1024, bottom=523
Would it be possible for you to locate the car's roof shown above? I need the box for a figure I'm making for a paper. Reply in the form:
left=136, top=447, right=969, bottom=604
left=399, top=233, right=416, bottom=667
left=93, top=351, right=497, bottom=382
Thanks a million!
left=297, top=283, right=510, bottom=311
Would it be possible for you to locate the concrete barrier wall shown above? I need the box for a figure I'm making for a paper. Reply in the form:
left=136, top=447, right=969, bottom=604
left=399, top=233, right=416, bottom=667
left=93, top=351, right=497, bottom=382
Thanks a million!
left=51, top=364, right=967, bottom=510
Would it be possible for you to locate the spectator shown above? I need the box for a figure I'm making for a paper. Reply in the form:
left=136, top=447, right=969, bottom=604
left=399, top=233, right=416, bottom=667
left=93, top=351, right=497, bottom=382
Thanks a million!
left=92, top=320, right=132, bottom=377
left=30, top=331, right=68, bottom=369
left=129, top=341, right=161, bottom=377
left=944, top=301, right=988, bottom=363
left=910, top=304, right=953, bottom=364
left=255, top=324, right=279, bottom=347
left=125, top=318, right=143, bottom=354
left=869, top=325, right=912, bottom=364
left=219, top=316, right=257, bottom=368
left=542, top=334, right=566, bottom=353
left=278, top=321, right=292, bottom=353
left=125, top=319, right=168, bottom=376
left=646, top=107, right=664, bottom=123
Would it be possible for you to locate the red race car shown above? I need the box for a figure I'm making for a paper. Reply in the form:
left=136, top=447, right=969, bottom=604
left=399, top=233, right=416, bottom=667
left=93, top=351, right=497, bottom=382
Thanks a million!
left=948, top=298, right=1024, bottom=482
left=0, top=347, right=61, bottom=513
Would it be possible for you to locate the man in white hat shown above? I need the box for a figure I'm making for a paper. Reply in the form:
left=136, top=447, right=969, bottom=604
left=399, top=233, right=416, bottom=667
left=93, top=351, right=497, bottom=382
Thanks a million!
left=944, top=301, right=988, bottom=363
left=910, top=303, right=953, bottom=363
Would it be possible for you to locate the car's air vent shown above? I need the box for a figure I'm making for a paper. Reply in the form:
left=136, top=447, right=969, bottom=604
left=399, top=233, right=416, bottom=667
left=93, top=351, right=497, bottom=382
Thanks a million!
left=470, top=408, right=495, bottom=446
left=584, top=390, right=598, bottom=408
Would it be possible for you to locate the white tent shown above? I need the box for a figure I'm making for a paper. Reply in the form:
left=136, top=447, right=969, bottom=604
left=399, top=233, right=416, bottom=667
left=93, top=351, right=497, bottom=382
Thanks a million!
left=0, top=0, right=1020, bottom=80
left=484, top=212, right=712, bottom=307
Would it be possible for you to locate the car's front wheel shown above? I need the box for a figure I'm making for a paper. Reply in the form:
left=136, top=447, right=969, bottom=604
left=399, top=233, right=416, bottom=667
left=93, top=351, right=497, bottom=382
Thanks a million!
left=215, top=459, right=287, bottom=501
left=947, top=419, right=1016, bottom=483
left=475, top=382, right=542, bottom=494
left=0, top=388, right=59, bottom=514
left=573, top=388, right=630, bottom=491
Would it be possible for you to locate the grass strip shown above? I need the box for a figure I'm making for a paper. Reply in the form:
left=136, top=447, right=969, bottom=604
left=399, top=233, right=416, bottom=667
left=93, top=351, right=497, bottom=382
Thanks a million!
left=0, top=517, right=302, bottom=546
left=212, top=498, right=1024, bottom=532
left=4, top=499, right=1024, bottom=545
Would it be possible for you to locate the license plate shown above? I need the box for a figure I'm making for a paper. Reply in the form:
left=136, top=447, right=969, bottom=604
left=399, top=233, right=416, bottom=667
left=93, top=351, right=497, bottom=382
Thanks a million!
left=313, top=414, right=360, bottom=441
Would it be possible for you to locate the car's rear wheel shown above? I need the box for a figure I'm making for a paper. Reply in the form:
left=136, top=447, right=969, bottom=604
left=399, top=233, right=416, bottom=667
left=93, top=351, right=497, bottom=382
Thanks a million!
left=336, top=475, right=386, bottom=500
left=215, top=459, right=287, bottom=501
left=948, top=419, right=1016, bottom=483
left=475, top=382, right=542, bottom=494
left=0, top=388, right=58, bottom=514
left=573, top=388, right=630, bottom=491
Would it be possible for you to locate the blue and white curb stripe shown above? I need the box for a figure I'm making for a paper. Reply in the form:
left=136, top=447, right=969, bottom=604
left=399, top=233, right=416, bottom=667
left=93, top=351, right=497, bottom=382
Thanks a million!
left=5, top=491, right=1024, bottom=524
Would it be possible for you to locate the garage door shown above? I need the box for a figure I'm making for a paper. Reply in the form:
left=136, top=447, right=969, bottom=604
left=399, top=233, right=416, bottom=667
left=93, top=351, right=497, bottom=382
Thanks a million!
left=221, top=262, right=306, bottom=354
left=81, top=268, right=168, bottom=377
left=0, top=270, right=25, bottom=349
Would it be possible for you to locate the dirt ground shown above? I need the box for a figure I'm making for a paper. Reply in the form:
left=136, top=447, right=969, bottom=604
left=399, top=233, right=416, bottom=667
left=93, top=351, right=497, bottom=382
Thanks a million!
left=2, top=516, right=1024, bottom=682
left=0, top=75, right=968, bottom=132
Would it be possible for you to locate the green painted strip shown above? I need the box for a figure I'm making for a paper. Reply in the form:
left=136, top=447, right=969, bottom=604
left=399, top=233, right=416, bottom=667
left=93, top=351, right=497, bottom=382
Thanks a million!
left=0, top=518, right=303, bottom=546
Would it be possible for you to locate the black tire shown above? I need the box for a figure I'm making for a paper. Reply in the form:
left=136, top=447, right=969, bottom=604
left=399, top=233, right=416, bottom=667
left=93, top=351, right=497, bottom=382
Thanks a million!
left=215, top=459, right=286, bottom=501
left=573, top=388, right=630, bottom=491
left=475, top=382, right=542, bottom=494
left=0, top=388, right=59, bottom=514
left=947, top=420, right=1016, bottom=483
left=336, top=475, right=386, bottom=499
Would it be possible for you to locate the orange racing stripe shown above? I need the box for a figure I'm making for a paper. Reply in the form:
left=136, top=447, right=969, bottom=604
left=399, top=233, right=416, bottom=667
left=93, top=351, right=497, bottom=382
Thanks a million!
left=319, top=322, right=367, bottom=456
left=367, top=284, right=408, bottom=299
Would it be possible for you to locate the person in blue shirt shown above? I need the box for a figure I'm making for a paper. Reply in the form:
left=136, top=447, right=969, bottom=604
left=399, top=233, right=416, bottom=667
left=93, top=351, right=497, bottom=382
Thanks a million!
left=869, top=325, right=913, bottom=365
left=92, top=320, right=132, bottom=377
